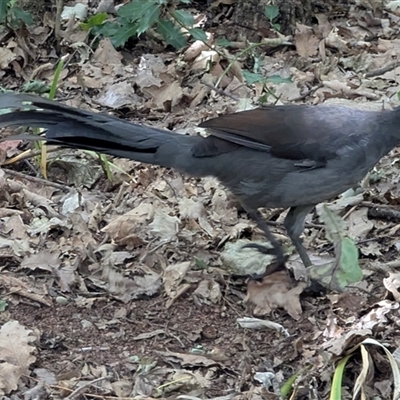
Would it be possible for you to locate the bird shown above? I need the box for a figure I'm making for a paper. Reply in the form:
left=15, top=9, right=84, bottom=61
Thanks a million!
left=0, top=93, right=397, bottom=268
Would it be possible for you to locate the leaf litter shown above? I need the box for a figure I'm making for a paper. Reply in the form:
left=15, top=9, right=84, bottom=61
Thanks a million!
left=0, top=1, right=400, bottom=398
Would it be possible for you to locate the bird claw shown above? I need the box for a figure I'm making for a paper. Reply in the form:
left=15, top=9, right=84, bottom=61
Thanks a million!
left=242, top=243, right=273, bottom=254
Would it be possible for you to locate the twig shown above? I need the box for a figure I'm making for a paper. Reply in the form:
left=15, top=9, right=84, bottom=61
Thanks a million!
left=365, top=61, right=399, bottom=78
left=55, top=0, right=63, bottom=42
left=4, top=169, right=71, bottom=191
left=368, top=206, right=400, bottom=221
left=2, top=146, right=61, bottom=166
left=200, top=80, right=239, bottom=101
left=360, top=201, right=400, bottom=220
left=291, top=83, right=323, bottom=101
left=65, top=377, right=109, bottom=400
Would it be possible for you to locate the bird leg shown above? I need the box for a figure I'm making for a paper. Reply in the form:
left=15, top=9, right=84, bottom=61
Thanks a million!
left=283, top=205, right=314, bottom=267
left=242, top=209, right=288, bottom=266
left=243, top=205, right=314, bottom=268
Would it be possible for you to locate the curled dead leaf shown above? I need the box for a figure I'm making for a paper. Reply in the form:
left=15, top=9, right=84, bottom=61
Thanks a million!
left=246, top=271, right=306, bottom=320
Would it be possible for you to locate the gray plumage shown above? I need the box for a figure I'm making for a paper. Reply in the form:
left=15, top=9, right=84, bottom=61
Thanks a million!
left=0, top=93, right=398, bottom=267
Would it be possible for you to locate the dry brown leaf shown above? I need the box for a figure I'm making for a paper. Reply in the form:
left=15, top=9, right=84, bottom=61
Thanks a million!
left=0, top=139, right=22, bottom=158
left=246, top=271, right=306, bottom=320
left=0, top=274, right=52, bottom=306
left=144, top=80, right=184, bottom=110
left=92, top=38, right=123, bottom=65
left=178, top=198, right=205, bottom=219
left=383, top=273, right=400, bottom=301
left=97, top=0, right=116, bottom=13
left=355, top=0, right=386, bottom=9
left=325, top=28, right=349, bottom=52
left=20, top=251, right=61, bottom=272
left=184, top=32, right=214, bottom=61
left=163, top=261, right=191, bottom=296
left=295, top=23, right=319, bottom=58
left=0, top=48, right=17, bottom=70
left=192, top=50, right=220, bottom=73
left=193, top=279, right=222, bottom=304
left=149, top=209, right=180, bottom=241
left=165, top=282, right=192, bottom=309
left=0, top=321, right=37, bottom=395
left=3, top=214, right=28, bottom=240
left=156, top=351, right=220, bottom=367
left=98, top=264, right=161, bottom=302
left=359, top=241, right=382, bottom=257
left=98, top=81, right=142, bottom=108
left=323, top=329, right=372, bottom=355
left=348, top=208, right=374, bottom=241
left=102, top=203, right=154, bottom=241
left=111, top=380, right=132, bottom=398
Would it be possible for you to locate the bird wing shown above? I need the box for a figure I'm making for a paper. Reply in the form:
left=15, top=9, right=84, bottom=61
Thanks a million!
left=197, top=105, right=378, bottom=162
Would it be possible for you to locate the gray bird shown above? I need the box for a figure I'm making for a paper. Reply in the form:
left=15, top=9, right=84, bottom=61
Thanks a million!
left=0, top=93, right=396, bottom=267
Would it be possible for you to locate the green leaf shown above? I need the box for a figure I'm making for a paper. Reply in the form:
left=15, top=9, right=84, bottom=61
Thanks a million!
left=265, top=4, right=279, bottom=21
left=136, top=3, right=160, bottom=35
left=188, top=27, right=207, bottom=41
left=94, top=20, right=121, bottom=39
left=330, top=355, right=353, bottom=400
left=118, top=0, right=158, bottom=23
left=243, top=70, right=266, bottom=85
left=12, top=6, right=33, bottom=26
left=336, top=237, right=362, bottom=287
left=22, top=81, right=50, bottom=94
left=266, top=75, right=292, bottom=84
left=319, top=204, right=346, bottom=243
left=309, top=205, right=362, bottom=290
left=0, top=0, right=10, bottom=22
left=194, top=258, right=208, bottom=270
left=157, top=19, right=186, bottom=49
left=258, top=93, right=271, bottom=104
left=280, top=367, right=313, bottom=398
left=110, top=21, right=139, bottom=47
left=179, top=0, right=191, bottom=4
left=172, top=9, right=194, bottom=27
left=0, top=300, right=7, bottom=312
left=116, top=0, right=161, bottom=35
left=49, top=59, right=64, bottom=99
left=271, top=22, right=281, bottom=31
left=80, top=13, right=108, bottom=30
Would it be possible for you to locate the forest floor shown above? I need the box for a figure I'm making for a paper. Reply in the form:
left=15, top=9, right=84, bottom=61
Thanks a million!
left=1, top=1, right=400, bottom=399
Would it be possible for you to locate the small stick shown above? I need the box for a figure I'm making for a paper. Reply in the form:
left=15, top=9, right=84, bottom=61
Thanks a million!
left=200, top=80, right=239, bottom=101
left=365, top=61, right=399, bottom=78
left=4, top=169, right=71, bottom=191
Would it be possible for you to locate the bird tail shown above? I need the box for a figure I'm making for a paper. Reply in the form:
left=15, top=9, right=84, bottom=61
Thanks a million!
left=0, top=93, right=201, bottom=171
